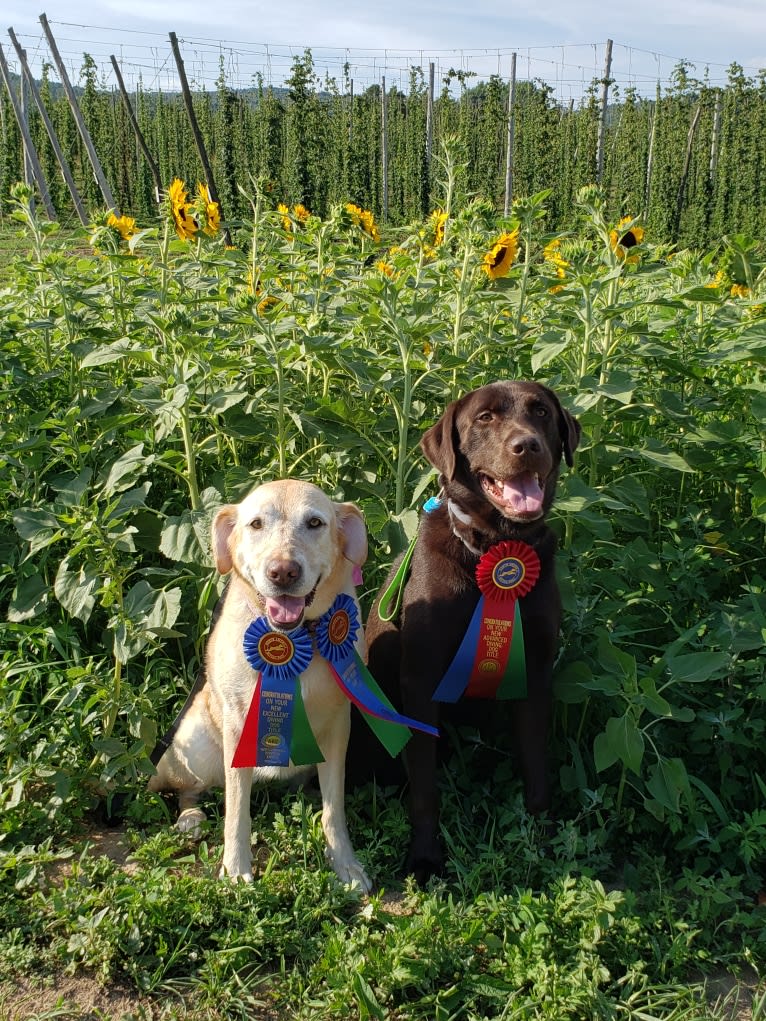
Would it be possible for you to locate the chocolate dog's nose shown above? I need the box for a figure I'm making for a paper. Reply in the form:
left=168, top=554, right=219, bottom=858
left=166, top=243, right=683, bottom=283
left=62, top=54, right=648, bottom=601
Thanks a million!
left=510, top=434, right=542, bottom=456
left=266, top=558, right=302, bottom=587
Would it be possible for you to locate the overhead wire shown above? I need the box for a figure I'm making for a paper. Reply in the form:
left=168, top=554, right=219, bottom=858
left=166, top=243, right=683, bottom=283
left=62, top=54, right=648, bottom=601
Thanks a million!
left=4, top=19, right=763, bottom=104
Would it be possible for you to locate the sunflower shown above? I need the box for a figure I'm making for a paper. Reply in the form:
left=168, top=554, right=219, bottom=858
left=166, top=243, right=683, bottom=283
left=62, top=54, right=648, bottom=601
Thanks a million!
left=482, top=229, right=520, bottom=280
left=359, top=209, right=380, bottom=242
left=293, top=203, right=310, bottom=223
left=730, top=283, right=750, bottom=298
left=107, top=212, right=137, bottom=242
left=167, top=178, right=198, bottom=241
left=278, top=202, right=292, bottom=233
left=375, top=260, right=396, bottom=279
left=429, top=208, right=448, bottom=247
left=345, top=202, right=362, bottom=225
left=543, top=238, right=568, bottom=278
left=197, top=183, right=220, bottom=236
left=610, top=216, right=644, bottom=259
left=346, top=203, right=380, bottom=242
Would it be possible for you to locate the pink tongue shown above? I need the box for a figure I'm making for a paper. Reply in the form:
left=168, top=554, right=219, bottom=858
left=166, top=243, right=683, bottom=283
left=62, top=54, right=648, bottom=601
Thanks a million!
left=502, top=475, right=544, bottom=514
left=265, top=595, right=306, bottom=626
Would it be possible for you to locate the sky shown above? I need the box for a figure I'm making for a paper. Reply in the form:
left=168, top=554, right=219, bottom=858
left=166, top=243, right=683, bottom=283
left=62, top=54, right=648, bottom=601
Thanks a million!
left=3, top=1, right=766, bottom=102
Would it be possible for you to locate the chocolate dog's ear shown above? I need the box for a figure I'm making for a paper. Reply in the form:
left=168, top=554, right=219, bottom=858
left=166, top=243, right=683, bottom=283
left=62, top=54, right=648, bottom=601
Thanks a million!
left=420, top=398, right=461, bottom=480
left=335, top=502, right=368, bottom=567
left=542, top=387, right=581, bottom=467
left=561, top=408, right=581, bottom=467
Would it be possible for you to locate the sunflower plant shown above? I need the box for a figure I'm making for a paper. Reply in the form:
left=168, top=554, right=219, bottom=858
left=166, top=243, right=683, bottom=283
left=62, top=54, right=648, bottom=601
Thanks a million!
left=166, top=177, right=199, bottom=242
left=481, top=229, right=520, bottom=280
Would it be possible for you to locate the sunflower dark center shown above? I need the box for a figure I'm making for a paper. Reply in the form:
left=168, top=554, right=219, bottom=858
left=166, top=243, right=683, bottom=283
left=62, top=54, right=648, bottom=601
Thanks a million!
left=620, top=230, right=637, bottom=248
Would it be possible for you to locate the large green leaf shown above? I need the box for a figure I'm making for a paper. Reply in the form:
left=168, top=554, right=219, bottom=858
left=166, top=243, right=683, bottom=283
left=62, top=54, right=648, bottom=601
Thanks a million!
left=664, top=651, right=731, bottom=683
left=8, top=570, right=49, bottom=621
left=646, top=756, right=690, bottom=814
left=112, top=581, right=183, bottom=663
left=594, top=714, right=645, bottom=775
left=101, top=444, right=152, bottom=496
left=54, top=558, right=101, bottom=624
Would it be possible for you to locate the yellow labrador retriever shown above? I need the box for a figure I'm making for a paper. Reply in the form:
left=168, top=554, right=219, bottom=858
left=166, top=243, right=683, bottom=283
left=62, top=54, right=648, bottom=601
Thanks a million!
left=149, top=480, right=371, bottom=890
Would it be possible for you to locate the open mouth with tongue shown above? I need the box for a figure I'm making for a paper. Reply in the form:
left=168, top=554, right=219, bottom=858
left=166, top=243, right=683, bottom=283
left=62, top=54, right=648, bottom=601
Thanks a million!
left=479, top=471, right=546, bottom=520
left=263, top=583, right=318, bottom=631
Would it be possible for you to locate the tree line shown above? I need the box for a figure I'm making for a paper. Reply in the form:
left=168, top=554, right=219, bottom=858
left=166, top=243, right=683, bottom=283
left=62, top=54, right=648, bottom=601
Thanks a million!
left=1, top=48, right=765, bottom=247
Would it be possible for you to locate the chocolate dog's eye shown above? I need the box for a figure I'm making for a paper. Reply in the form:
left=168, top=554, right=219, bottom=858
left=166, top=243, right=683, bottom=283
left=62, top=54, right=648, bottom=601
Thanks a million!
left=249, top=517, right=263, bottom=530
left=534, top=406, right=549, bottom=417
left=307, top=516, right=324, bottom=529
left=476, top=410, right=493, bottom=423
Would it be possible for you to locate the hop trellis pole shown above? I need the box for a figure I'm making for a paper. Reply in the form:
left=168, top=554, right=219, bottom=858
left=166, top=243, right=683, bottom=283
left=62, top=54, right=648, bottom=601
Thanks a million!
left=0, top=41, right=56, bottom=219
left=110, top=55, right=163, bottom=206
left=168, top=31, right=231, bottom=245
left=503, top=52, right=517, bottom=216
left=39, top=11, right=118, bottom=214
left=595, top=39, right=613, bottom=184
left=381, top=75, right=388, bottom=222
left=7, top=26, right=87, bottom=225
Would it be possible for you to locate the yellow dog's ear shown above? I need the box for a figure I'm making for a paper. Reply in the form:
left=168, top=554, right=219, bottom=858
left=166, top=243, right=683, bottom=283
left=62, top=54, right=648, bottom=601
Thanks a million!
left=335, top=502, right=367, bottom=567
left=211, top=504, right=238, bottom=574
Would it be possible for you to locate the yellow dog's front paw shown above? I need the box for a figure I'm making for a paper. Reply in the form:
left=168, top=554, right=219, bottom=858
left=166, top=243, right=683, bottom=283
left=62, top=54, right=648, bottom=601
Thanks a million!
left=327, top=851, right=372, bottom=894
left=175, top=807, right=206, bottom=839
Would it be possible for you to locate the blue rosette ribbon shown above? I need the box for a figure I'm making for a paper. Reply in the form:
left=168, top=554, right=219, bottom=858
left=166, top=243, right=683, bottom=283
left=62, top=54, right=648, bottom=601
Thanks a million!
left=233, top=619, right=320, bottom=768
left=317, top=594, right=439, bottom=755
left=232, top=594, right=439, bottom=770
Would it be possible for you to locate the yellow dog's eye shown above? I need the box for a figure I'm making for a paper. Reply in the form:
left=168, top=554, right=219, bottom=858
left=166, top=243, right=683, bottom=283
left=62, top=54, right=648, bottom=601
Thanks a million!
left=307, top=516, right=324, bottom=529
left=249, top=517, right=263, bottom=530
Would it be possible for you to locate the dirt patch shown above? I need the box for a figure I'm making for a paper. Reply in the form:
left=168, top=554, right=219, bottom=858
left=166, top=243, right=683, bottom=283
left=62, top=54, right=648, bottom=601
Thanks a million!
left=0, top=974, right=144, bottom=1020
left=703, top=968, right=761, bottom=1021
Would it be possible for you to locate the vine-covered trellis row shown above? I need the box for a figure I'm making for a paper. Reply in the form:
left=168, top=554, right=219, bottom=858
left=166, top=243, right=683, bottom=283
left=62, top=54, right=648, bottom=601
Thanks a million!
left=1, top=45, right=765, bottom=248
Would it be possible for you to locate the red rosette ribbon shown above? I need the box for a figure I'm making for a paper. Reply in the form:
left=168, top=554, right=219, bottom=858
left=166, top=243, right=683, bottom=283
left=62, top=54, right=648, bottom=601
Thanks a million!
left=475, top=540, right=540, bottom=601
left=433, top=539, right=541, bottom=702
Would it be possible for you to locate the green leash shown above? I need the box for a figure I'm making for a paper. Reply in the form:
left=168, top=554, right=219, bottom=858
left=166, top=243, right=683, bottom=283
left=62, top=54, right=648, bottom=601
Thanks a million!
left=377, top=496, right=442, bottom=623
left=377, top=535, right=417, bottom=623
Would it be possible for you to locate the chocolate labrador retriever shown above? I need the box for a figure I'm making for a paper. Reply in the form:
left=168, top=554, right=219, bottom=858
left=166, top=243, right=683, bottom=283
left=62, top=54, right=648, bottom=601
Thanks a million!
left=364, top=380, right=580, bottom=884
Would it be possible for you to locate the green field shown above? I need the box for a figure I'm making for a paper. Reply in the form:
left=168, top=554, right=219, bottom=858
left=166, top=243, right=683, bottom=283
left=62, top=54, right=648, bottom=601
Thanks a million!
left=0, top=167, right=764, bottom=1019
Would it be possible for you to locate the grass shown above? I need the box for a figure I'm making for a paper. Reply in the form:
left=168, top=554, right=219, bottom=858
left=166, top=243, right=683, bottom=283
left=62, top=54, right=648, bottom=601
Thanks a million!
left=0, top=766, right=762, bottom=1020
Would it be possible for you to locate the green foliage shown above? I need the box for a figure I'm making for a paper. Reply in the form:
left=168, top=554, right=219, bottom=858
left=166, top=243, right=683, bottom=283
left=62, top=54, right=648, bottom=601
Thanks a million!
left=0, top=171, right=764, bottom=1016
left=6, top=51, right=766, bottom=248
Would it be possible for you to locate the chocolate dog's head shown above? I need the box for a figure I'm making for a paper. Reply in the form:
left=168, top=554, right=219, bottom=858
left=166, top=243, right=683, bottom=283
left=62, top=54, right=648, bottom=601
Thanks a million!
left=420, top=380, right=580, bottom=524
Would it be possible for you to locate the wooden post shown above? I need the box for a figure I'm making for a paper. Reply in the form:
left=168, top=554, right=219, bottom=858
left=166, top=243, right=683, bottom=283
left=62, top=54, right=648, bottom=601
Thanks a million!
left=0, top=41, right=57, bottom=219
left=19, top=48, right=33, bottom=189
left=168, top=31, right=231, bottom=245
left=643, top=82, right=660, bottom=222
left=673, top=101, right=702, bottom=238
left=39, top=12, right=117, bottom=213
left=503, top=52, right=517, bottom=217
left=110, top=55, right=163, bottom=204
left=348, top=78, right=354, bottom=146
left=595, top=38, right=613, bottom=184
left=381, top=75, right=388, bottom=223
left=426, top=62, right=434, bottom=169
left=8, top=27, right=88, bottom=225
left=709, top=90, right=722, bottom=182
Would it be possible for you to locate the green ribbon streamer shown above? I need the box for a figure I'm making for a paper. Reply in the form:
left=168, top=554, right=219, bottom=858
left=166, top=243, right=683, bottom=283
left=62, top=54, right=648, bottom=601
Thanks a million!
left=495, top=599, right=528, bottom=699
left=290, top=684, right=325, bottom=765
left=352, top=652, right=412, bottom=757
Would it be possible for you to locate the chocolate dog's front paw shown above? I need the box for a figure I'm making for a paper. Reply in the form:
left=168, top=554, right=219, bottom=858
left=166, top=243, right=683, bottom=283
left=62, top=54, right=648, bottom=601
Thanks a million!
left=405, top=829, right=444, bottom=887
